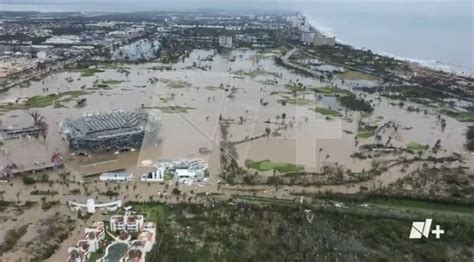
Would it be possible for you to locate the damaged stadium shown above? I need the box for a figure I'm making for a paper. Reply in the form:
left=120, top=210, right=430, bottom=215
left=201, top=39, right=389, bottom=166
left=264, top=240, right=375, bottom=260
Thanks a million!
left=60, top=110, right=160, bottom=152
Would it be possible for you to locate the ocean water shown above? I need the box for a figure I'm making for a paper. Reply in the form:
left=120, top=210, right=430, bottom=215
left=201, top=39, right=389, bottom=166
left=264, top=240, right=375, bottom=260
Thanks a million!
left=0, top=0, right=472, bottom=74
left=299, top=1, right=473, bottom=75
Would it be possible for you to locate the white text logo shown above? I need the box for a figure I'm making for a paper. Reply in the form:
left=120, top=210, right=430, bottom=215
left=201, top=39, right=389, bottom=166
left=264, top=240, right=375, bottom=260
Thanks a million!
left=409, top=219, right=444, bottom=239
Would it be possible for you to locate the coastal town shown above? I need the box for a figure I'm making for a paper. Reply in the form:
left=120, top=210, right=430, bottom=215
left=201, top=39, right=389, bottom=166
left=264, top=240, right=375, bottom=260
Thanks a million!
left=0, top=9, right=473, bottom=261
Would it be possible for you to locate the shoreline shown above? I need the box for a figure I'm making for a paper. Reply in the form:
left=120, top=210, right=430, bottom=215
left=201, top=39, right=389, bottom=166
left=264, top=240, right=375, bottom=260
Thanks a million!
left=305, top=15, right=474, bottom=78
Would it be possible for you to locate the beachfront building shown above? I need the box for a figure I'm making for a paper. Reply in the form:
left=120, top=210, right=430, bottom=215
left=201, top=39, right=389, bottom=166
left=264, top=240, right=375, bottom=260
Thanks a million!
left=110, top=212, right=145, bottom=232
left=123, top=222, right=157, bottom=261
left=218, top=35, right=233, bottom=48
left=313, top=36, right=336, bottom=47
left=67, top=222, right=105, bottom=262
left=301, top=31, right=315, bottom=45
left=99, top=221, right=156, bottom=262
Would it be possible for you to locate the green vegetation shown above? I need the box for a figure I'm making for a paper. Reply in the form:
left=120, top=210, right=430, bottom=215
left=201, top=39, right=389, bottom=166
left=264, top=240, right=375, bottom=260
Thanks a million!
left=357, top=131, right=375, bottom=139
left=310, top=86, right=351, bottom=96
left=136, top=201, right=474, bottom=261
left=27, top=91, right=87, bottom=108
left=30, top=190, right=58, bottom=196
left=101, top=79, right=124, bottom=85
left=160, top=79, right=192, bottom=89
left=336, top=70, right=379, bottom=81
left=22, top=174, right=49, bottom=185
left=157, top=106, right=195, bottom=113
left=22, top=176, right=36, bottom=185
left=0, top=224, right=29, bottom=253
left=442, top=110, right=474, bottom=122
left=99, top=63, right=130, bottom=70
left=338, top=95, right=374, bottom=113
left=364, top=196, right=474, bottom=214
left=309, top=107, right=342, bottom=117
left=73, top=68, right=104, bottom=77
left=278, top=95, right=312, bottom=105
left=234, top=68, right=267, bottom=78
left=0, top=91, right=88, bottom=111
left=150, top=65, right=173, bottom=71
left=406, top=142, right=428, bottom=152
left=0, top=200, right=10, bottom=212
left=466, top=126, right=474, bottom=151
left=245, top=159, right=304, bottom=173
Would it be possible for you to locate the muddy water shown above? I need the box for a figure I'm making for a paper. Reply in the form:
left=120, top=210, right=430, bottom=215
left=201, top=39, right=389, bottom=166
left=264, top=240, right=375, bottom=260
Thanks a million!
left=0, top=48, right=473, bottom=183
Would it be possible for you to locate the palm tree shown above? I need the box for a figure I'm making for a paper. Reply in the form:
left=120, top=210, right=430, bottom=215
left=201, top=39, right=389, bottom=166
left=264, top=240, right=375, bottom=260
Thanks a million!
left=29, top=110, right=42, bottom=124
left=317, top=148, right=323, bottom=172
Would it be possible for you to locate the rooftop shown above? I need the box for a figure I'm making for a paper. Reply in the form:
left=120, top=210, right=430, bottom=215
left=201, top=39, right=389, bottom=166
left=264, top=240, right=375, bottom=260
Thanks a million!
left=62, top=111, right=147, bottom=139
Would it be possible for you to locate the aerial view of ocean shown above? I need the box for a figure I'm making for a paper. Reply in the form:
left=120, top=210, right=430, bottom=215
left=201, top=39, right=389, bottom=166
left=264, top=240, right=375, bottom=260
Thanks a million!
left=1, top=0, right=472, bottom=74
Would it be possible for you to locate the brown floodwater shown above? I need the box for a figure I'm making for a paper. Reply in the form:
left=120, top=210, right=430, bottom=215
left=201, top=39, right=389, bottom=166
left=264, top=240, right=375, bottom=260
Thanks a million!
left=0, top=48, right=472, bottom=183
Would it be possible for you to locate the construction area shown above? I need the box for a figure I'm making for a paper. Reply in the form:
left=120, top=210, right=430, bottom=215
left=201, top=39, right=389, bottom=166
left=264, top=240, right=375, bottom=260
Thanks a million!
left=60, top=110, right=160, bottom=152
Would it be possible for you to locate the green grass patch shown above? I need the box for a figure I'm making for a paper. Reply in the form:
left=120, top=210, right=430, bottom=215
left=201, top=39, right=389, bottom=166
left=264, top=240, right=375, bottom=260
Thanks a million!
left=73, top=68, right=104, bottom=77
left=310, top=86, right=352, bottom=96
left=2, top=90, right=89, bottom=109
left=406, top=142, right=427, bottom=152
left=160, top=79, right=192, bottom=89
left=101, top=79, right=124, bottom=85
left=234, top=69, right=267, bottom=78
left=245, top=159, right=304, bottom=173
left=309, top=107, right=342, bottom=117
left=99, top=63, right=130, bottom=70
left=278, top=95, right=312, bottom=105
left=357, top=131, right=375, bottom=139
left=444, top=111, right=474, bottom=122
left=336, top=70, right=378, bottom=81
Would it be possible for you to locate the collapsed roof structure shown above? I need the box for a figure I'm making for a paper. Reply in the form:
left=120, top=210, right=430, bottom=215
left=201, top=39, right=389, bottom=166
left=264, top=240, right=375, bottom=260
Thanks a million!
left=61, top=110, right=159, bottom=152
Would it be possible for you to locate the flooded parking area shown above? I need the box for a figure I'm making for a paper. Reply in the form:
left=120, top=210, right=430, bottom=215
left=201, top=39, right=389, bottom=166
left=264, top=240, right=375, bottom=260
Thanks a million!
left=0, top=48, right=473, bottom=184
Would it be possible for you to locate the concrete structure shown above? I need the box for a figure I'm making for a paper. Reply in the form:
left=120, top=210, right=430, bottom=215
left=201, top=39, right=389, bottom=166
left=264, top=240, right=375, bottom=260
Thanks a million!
left=141, top=167, right=165, bottom=182
left=45, top=35, right=81, bottom=45
left=110, top=212, right=145, bottom=233
left=67, top=222, right=105, bottom=262
left=61, top=110, right=159, bottom=152
left=301, top=31, right=315, bottom=45
left=218, top=35, right=233, bottom=48
left=123, top=222, right=157, bottom=262
left=313, top=36, right=336, bottom=47
left=68, top=199, right=122, bottom=214
left=99, top=170, right=133, bottom=182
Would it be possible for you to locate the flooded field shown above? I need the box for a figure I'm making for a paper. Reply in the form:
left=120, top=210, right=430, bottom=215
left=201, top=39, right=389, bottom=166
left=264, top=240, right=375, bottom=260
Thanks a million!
left=0, top=48, right=473, bottom=185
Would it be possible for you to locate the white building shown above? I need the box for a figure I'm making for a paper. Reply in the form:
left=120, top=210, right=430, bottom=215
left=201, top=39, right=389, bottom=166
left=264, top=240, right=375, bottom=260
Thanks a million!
left=45, top=35, right=81, bottom=45
left=313, top=36, right=336, bottom=47
left=301, top=31, right=315, bottom=45
left=110, top=212, right=144, bottom=232
left=67, top=222, right=105, bottom=262
left=141, top=167, right=165, bottom=182
left=99, top=170, right=132, bottom=182
left=68, top=199, right=122, bottom=214
left=218, top=35, right=233, bottom=48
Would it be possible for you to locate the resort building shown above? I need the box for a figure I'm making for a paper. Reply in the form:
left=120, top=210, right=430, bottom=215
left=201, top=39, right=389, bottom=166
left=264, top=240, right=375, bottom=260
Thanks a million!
left=218, top=35, right=233, bottom=48
left=313, top=36, right=336, bottom=47
left=110, top=212, right=145, bottom=232
left=300, top=31, right=315, bottom=45
left=123, top=222, right=157, bottom=261
left=67, top=222, right=106, bottom=262
left=68, top=199, right=122, bottom=214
